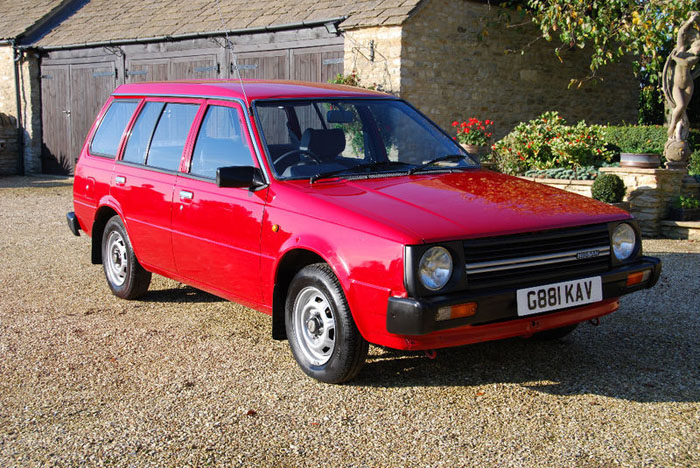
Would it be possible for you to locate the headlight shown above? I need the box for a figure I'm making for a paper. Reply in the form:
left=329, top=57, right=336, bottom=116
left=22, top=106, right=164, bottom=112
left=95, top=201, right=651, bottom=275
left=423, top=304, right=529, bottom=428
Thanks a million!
left=419, top=246, right=453, bottom=291
left=612, top=223, right=636, bottom=261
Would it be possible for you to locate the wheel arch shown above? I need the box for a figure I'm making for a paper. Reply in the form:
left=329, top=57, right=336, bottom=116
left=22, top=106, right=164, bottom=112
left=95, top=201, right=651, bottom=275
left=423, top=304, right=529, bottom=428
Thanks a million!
left=271, top=248, right=330, bottom=341
left=91, top=205, right=120, bottom=264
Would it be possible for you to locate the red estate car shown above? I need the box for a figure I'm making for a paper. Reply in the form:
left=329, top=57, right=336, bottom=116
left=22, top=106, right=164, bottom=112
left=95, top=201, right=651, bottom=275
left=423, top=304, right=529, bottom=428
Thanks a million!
left=67, top=80, right=661, bottom=383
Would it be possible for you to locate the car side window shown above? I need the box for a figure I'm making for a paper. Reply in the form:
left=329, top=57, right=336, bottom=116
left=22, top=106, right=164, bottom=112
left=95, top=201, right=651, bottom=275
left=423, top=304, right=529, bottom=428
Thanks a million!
left=190, top=105, right=254, bottom=179
left=90, top=100, right=139, bottom=158
left=146, top=103, right=199, bottom=171
left=122, top=102, right=165, bottom=164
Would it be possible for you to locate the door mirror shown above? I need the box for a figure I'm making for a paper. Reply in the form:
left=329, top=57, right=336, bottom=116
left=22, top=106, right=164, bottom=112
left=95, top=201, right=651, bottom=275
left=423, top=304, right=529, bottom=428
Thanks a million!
left=216, top=166, right=266, bottom=189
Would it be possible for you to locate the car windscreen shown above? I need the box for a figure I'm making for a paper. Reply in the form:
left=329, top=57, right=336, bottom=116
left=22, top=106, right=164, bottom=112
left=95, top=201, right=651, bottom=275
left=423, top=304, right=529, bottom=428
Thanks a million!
left=254, top=99, right=477, bottom=181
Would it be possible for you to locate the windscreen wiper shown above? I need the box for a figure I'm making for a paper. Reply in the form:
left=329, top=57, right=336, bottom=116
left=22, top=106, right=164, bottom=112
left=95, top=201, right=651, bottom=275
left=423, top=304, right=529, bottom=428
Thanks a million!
left=310, top=161, right=413, bottom=184
left=407, top=154, right=469, bottom=175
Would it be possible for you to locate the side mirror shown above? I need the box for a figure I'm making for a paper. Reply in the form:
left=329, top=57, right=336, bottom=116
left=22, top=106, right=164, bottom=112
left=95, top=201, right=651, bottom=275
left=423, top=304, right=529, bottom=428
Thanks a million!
left=216, top=166, right=266, bottom=190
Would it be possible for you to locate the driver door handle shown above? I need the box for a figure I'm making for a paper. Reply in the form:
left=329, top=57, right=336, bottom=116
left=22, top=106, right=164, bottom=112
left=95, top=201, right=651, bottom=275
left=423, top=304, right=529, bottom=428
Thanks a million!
left=179, top=190, right=194, bottom=201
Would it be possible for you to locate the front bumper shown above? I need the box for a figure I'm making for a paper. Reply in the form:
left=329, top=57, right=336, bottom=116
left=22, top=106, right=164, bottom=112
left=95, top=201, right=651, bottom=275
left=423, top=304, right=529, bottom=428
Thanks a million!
left=387, top=256, right=661, bottom=336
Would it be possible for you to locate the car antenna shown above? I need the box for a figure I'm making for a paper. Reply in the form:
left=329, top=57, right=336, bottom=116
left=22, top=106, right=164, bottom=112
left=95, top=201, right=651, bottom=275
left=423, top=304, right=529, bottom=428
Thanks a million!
left=215, top=0, right=250, bottom=108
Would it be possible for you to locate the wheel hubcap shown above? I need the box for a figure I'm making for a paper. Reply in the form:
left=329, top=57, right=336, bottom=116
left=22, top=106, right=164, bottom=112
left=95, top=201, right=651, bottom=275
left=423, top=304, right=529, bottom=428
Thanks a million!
left=105, top=231, right=128, bottom=287
left=294, top=286, right=336, bottom=366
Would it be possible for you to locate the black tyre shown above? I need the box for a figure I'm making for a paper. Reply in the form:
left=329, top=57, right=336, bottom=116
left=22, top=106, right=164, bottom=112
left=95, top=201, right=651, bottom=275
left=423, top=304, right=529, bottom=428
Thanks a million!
left=101, top=215, right=151, bottom=299
left=532, top=323, right=579, bottom=340
left=285, top=263, right=369, bottom=383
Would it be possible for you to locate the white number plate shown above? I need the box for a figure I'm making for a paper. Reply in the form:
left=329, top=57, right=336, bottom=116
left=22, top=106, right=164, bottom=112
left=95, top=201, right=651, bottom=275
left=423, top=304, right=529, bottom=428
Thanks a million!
left=516, top=276, right=602, bottom=316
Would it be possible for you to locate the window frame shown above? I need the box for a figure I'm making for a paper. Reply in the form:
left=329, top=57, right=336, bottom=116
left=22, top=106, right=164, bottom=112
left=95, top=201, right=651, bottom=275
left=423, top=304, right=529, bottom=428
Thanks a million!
left=115, top=96, right=204, bottom=174
left=181, top=100, right=260, bottom=183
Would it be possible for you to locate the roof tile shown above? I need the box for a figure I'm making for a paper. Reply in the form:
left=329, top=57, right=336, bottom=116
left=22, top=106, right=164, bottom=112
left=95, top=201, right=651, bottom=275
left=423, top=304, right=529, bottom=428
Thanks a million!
left=28, top=0, right=422, bottom=47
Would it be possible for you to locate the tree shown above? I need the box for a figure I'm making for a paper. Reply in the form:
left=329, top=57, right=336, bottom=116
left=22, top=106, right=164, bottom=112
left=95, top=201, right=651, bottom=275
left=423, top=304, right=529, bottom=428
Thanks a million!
left=501, top=0, right=698, bottom=90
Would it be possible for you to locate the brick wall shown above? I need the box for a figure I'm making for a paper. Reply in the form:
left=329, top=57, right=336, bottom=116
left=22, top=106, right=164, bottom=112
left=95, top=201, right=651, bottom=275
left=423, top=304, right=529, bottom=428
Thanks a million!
left=346, top=1, right=639, bottom=139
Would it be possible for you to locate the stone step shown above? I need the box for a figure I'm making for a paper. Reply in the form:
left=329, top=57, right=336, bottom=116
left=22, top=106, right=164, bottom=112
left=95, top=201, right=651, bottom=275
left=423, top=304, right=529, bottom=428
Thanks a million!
left=660, top=220, right=700, bottom=240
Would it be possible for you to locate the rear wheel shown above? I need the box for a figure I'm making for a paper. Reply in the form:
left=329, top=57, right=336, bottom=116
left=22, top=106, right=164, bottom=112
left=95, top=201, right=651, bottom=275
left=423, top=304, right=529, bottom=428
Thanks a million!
left=285, top=263, right=368, bottom=383
left=532, top=323, right=578, bottom=340
left=102, top=215, right=151, bottom=299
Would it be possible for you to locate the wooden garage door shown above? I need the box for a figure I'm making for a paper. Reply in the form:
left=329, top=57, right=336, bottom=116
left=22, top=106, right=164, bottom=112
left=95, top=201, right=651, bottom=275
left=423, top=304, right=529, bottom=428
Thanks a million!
left=40, top=65, right=71, bottom=174
left=235, top=51, right=289, bottom=80
left=126, top=54, right=220, bottom=82
left=41, top=61, right=117, bottom=174
left=292, top=47, right=344, bottom=82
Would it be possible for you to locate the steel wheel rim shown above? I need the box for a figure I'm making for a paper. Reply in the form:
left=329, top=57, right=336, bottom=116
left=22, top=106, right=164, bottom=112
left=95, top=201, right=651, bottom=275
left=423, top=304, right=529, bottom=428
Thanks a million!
left=105, top=230, right=128, bottom=287
left=293, top=286, right=336, bottom=366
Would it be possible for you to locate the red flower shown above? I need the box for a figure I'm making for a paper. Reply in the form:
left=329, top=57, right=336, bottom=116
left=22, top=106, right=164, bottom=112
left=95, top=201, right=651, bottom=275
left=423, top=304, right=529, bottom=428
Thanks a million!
left=452, top=121, right=459, bottom=127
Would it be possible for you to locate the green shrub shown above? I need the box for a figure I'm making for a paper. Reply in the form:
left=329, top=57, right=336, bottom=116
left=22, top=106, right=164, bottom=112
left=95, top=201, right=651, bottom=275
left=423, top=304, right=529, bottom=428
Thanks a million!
left=491, top=111, right=614, bottom=175
left=672, top=195, right=700, bottom=210
left=591, top=174, right=626, bottom=204
left=689, top=149, right=700, bottom=176
left=602, top=125, right=666, bottom=154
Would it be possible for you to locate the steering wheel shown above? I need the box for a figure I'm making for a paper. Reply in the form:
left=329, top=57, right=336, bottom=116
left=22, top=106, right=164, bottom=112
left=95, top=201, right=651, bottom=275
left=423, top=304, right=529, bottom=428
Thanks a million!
left=274, top=149, right=322, bottom=167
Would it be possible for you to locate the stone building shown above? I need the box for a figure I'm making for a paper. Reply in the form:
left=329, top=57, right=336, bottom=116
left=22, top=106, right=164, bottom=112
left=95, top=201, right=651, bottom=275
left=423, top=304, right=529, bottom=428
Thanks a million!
left=0, top=0, right=638, bottom=175
left=0, top=0, right=66, bottom=175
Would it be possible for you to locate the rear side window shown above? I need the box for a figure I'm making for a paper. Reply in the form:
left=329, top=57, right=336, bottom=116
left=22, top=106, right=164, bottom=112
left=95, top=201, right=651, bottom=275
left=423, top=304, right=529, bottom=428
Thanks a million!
left=146, top=103, right=199, bottom=171
left=90, top=100, right=139, bottom=158
left=190, top=105, right=254, bottom=179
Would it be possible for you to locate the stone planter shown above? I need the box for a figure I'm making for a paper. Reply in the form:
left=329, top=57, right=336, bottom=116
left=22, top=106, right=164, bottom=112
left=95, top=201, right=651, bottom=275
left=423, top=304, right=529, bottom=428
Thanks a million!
left=620, top=153, right=661, bottom=169
left=668, top=207, right=700, bottom=221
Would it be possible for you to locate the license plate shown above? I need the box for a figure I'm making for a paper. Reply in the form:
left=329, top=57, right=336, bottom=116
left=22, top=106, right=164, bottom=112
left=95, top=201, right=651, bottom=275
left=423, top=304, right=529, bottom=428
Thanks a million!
left=516, top=276, right=602, bottom=316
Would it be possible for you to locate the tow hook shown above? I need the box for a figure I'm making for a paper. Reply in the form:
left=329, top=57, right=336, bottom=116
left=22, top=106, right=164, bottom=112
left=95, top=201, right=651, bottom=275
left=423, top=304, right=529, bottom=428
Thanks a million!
left=424, top=349, right=437, bottom=360
left=589, top=318, right=600, bottom=327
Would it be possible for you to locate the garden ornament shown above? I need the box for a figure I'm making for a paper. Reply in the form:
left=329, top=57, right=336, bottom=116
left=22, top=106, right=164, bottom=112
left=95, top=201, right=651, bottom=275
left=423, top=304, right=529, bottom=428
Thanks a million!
left=663, top=11, right=700, bottom=169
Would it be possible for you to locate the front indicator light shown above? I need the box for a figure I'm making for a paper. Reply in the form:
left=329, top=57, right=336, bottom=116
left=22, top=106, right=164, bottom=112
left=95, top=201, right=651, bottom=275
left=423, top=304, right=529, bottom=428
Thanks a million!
left=436, top=302, right=478, bottom=321
left=627, top=270, right=651, bottom=287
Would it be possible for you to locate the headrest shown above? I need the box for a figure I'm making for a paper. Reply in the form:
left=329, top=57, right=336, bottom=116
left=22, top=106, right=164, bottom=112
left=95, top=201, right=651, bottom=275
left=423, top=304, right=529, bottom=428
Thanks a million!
left=300, top=128, right=346, bottom=160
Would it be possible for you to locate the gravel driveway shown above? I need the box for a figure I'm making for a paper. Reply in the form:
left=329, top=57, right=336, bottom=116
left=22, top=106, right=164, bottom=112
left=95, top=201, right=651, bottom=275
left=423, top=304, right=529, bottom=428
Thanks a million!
left=1, top=176, right=698, bottom=467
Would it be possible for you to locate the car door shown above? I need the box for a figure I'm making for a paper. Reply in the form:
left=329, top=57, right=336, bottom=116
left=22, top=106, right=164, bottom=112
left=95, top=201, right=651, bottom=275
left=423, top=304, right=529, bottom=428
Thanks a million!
left=171, top=100, right=267, bottom=304
left=111, top=98, right=200, bottom=274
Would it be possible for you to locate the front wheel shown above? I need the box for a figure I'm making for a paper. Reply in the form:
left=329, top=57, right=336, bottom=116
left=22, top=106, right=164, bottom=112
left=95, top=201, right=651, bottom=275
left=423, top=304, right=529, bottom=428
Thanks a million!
left=285, top=264, right=368, bottom=383
left=101, top=215, right=151, bottom=299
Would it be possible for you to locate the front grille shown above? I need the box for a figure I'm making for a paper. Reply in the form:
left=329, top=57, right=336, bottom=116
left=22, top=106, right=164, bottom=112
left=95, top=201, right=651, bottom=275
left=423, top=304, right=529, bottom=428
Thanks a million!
left=463, top=224, right=611, bottom=291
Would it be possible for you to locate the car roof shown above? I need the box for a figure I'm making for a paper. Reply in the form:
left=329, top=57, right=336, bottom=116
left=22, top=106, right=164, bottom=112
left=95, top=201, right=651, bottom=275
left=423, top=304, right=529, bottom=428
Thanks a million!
left=112, top=79, right=391, bottom=104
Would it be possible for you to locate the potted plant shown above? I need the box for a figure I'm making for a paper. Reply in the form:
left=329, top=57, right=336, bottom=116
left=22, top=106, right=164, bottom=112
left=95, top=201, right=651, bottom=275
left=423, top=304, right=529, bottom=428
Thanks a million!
left=453, top=118, right=494, bottom=161
left=591, top=173, right=629, bottom=210
left=605, top=127, right=662, bottom=168
left=668, top=195, right=700, bottom=221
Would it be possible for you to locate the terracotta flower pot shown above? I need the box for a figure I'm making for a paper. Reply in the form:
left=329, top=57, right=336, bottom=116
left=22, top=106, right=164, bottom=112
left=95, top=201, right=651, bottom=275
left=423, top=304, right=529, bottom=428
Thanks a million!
left=461, top=144, right=487, bottom=156
left=620, top=153, right=661, bottom=169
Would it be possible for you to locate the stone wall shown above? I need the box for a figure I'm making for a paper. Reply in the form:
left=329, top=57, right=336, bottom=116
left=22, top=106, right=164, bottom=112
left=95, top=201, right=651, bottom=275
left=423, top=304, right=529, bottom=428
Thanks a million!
left=0, top=112, right=18, bottom=175
left=393, top=0, right=638, bottom=138
left=600, top=167, right=688, bottom=237
left=343, top=26, right=402, bottom=94
left=0, top=45, right=42, bottom=175
left=18, top=51, right=42, bottom=174
left=518, top=176, right=593, bottom=198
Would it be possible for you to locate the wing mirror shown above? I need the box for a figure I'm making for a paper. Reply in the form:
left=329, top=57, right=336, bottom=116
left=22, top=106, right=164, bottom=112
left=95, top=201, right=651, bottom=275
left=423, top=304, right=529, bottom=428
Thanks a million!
left=216, top=166, right=266, bottom=190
